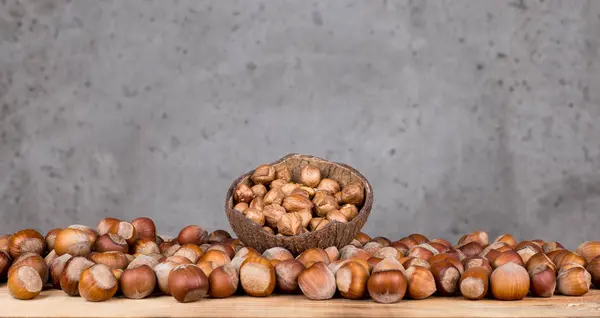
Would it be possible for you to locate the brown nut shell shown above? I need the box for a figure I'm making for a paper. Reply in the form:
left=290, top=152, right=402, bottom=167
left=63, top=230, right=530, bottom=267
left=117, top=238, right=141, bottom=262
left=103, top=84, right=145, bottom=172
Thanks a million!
left=556, top=264, right=591, bottom=296
left=430, top=260, right=460, bottom=296
left=9, top=253, right=49, bottom=285
left=405, top=265, right=436, bottom=299
left=490, top=263, right=530, bottom=300
left=240, top=257, right=276, bottom=297
left=78, top=264, right=118, bottom=302
left=8, top=229, right=45, bottom=259
left=8, top=266, right=42, bottom=300
left=298, top=262, right=336, bottom=300
left=168, top=264, right=209, bottom=302
left=299, top=165, right=321, bottom=187
left=335, top=260, right=369, bottom=299
left=529, top=264, right=556, bottom=297
left=341, top=182, right=365, bottom=205
left=209, top=263, right=238, bottom=298
left=251, top=165, right=276, bottom=185
left=459, top=267, right=489, bottom=300
left=60, top=256, right=95, bottom=296
left=177, top=225, right=208, bottom=246
left=121, top=265, right=157, bottom=299
left=367, top=270, right=407, bottom=303
left=275, top=259, right=305, bottom=294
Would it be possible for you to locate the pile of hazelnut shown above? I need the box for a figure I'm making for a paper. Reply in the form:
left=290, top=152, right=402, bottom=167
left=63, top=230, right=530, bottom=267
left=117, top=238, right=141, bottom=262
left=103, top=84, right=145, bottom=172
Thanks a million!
left=0, top=221, right=599, bottom=304
left=233, top=164, right=365, bottom=235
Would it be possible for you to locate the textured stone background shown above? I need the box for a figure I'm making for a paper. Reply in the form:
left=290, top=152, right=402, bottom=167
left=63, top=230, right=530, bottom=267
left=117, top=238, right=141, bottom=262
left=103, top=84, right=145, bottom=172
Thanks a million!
left=1, top=0, right=599, bottom=248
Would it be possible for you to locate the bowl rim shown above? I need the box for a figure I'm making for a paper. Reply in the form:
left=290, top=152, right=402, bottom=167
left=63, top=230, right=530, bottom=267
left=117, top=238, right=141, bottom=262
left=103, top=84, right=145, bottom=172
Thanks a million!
left=224, top=153, right=373, bottom=240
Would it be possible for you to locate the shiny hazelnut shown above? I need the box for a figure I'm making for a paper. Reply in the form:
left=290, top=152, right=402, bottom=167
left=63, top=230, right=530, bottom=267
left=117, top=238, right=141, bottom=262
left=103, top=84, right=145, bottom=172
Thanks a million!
left=326, top=210, right=348, bottom=223
left=167, top=264, right=209, bottom=302
left=262, top=247, right=293, bottom=261
left=542, top=241, right=564, bottom=253
left=9, top=253, right=49, bottom=284
left=371, top=237, right=391, bottom=247
left=207, top=230, right=232, bottom=245
left=297, top=248, right=330, bottom=267
left=269, top=179, right=286, bottom=190
left=552, top=251, right=587, bottom=270
left=277, top=212, right=303, bottom=236
left=127, top=254, right=159, bottom=270
left=234, top=183, right=255, bottom=203
left=340, top=245, right=370, bottom=262
left=429, top=242, right=450, bottom=254
left=515, top=241, right=543, bottom=254
left=339, top=204, right=359, bottom=221
left=317, top=178, right=340, bottom=194
left=479, top=241, right=512, bottom=259
left=429, top=254, right=464, bottom=274
left=154, top=258, right=186, bottom=295
left=529, top=264, right=556, bottom=297
left=299, top=165, right=321, bottom=187
left=362, top=241, right=383, bottom=255
left=401, top=257, right=430, bottom=269
left=249, top=196, right=265, bottom=212
left=372, top=256, right=405, bottom=273
left=240, top=257, right=276, bottom=297
left=430, top=238, right=453, bottom=248
left=290, top=188, right=310, bottom=199
left=208, top=244, right=235, bottom=259
left=430, top=260, right=460, bottom=296
left=406, top=234, right=428, bottom=244
left=130, top=217, right=156, bottom=240
left=60, top=256, right=95, bottom=296
left=492, top=250, right=525, bottom=269
left=0, top=234, right=10, bottom=254
left=172, top=245, right=203, bottom=264
left=244, top=208, right=265, bottom=226
left=280, top=183, right=300, bottom=197
left=262, top=204, right=286, bottom=227
left=45, top=228, right=62, bottom=251
left=457, top=242, right=483, bottom=257
left=324, top=246, right=340, bottom=262
left=556, top=263, right=591, bottom=296
left=263, top=188, right=285, bottom=206
left=341, top=182, right=365, bottom=205
left=336, top=260, right=369, bottom=299
left=462, top=256, right=493, bottom=276
left=49, top=254, right=72, bottom=288
left=95, top=233, right=129, bottom=253
left=398, top=237, right=418, bottom=249
left=367, top=270, right=407, bottom=303
left=97, top=217, right=120, bottom=235
left=407, top=243, right=439, bottom=261
left=89, top=252, right=129, bottom=270
left=121, top=265, right=156, bottom=299
left=0, top=251, right=11, bottom=281
left=251, top=184, right=268, bottom=198
left=275, top=259, right=305, bottom=293
left=108, top=221, right=136, bottom=245
left=8, top=266, right=43, bottom=300
left=405, top=265, right=436, bottom=299
left=162, top=243, right=182, bottom=258
left=458, top=230, right=489, bottom=247
left=177, top=225, right=208, bottom=245
left=373, top=247, right=400, bottom=260
left=526, top=252, right=557, bottom=274
left=494, top=233, right=517, bottom=249
left=131, top=238, right=160, bottom=255
left=367, top=257, right=383, bottom=272
left=209, top=263, right=238, bottom=298
left=54, top=228, right=91, bottom=257
left=576, top=241, right=600, bottom=263
left=251, top=164, right=276, bottom=185
left=79, top=264, right=118, bottom=302
left=309, top=217, right=324, bottom=231
left=490, top=263, right=530, bottom=300
left=233, top=202, right=249, bottom=213
left=198, top=250, right=231, bottom=268
left=516, top=245, right=539, bottom=264
left=283, top=194, right=314, bottom=212
left=298, top=262, right=336, bottom=300
left=8, top=229, right=45, bottom=259
left=587, top=256, right=600, bottom=287
left=275, top=166, right=292, bottom=182
left=459, top=267, right=489, bottom=300
left=196, top=260, right=216, bottom=277
left=389, top=241, right=409, bottom=256
left=67, top=225, right=99, bottom=246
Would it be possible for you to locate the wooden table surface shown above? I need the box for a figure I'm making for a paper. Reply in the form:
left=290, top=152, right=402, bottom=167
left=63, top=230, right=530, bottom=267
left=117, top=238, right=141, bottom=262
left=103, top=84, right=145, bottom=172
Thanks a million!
left=1, top=287, right=599, bottom=318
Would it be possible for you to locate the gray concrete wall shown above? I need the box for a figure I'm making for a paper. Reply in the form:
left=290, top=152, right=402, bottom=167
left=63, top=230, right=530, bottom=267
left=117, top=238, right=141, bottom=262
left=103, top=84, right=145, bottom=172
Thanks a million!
left=1, top=0, right=599, bottom=249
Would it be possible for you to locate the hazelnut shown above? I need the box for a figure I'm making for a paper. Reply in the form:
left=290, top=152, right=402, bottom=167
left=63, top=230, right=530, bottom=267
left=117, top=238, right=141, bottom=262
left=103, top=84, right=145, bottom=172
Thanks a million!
left=398, top=237, right=418, bottom=249
left=0, top=234, right=10, bottom=254
left=283, top=194, right=314, bottom=212
left=542, top=241, right=564, bottom=253
left=296, top=248, right=330, bottom=267
left=430, top=260, right=460, bottom=296
left=479, top=241, right=512, bottom=258
left=290, top=188, right=310, bottom=199
left=494, top=233, right=517, bottom=249
left=97, top=218, right=121, bottom=236
left=371, top=237, right=391, bottom=247
left=552, top=251, right=587, bottom=270
left=127, top=254, right=159, bottom=270
left=54, top=228, right=91, bottom=257
left=516, top=245, right=539, bottom=265
left=251, top=184, right=268, bottom=198
left=492, top=250, right=525, bottom=269
left=209, top=263, right=239, bottom=298
left=198, top=250, right=231, bottom=268
left=556, top=263, right=591, bottom=296
left=0, top=251, right=11, bottom=281
left=367, top=270, right=407, bottom=303
left=298, top=262, right=336, bottom=300
left=131, top=238, right=160, bottom=255
left=515, top=241, right=543, bottom=254
left=389, top=241, right=409, bottom=256
left=458, top=230, right=489, bottom=247
left=587, top=256, right=600, bottom=287
left=262, top=247, right=293, bottom=261
left=9, top=253, right=48, bottom=285
left=405, top=265, right=436, bottom=299
left=174, top=244, right=204, bottom=264
left=373, top=247, right=400, bottom=260
left=8, top=266, right=43, bottom=300
left=354, top=232, right=371, bottom=246
left=334, top=191, right=344, bottom=205
left=249, top=196, right=265, bottom=212
left=280, top=183, right=300, bottom=197
left=309, top=217, right=325, bottom=231
left=324, top=246, right=340, bottom=262
left=79, top=264, right=118, bottom=302
left=372, top=257, right=405, bottom=273
left=459, top=267, right=489, bottom=300
left=67, top=225, right=98, bottom=246
left=315, top=219, right=330, bottom=231
left=207, top=244, right=235, bottom=259
left=234, top=183, right=255, bottom=203
left=461, top=256, right=493, bottom=276
left=407, top=243, right=439, bottom=261
left=275, top=259, right=305, bottom=293
left=270, top=179, right=287, bottom=189
left=457, top=242, right=483, bottom=258
left=339, top=204, right=359, bottom=221
left=429, top=242, right=450, bottom=254
left=45, top=228, right=62, bottom=251
left=408, top=234, right=429, bottom=244
left=121, top=265, right=157, bottom=299
left=263, top=188, right=285, bottom=206
left=529, top=264, right=556, bottom=297
left=526, top=252, right=557, bottom=274
left=8, top=229, right=45, bottom=259
left=401, top=256, right=430, bottom=269
left=299, top=186, right=316, bottom=198
left=430, top=254, right=464, bottom=274
left=251, top=164, right=276, bottom=185
left=95, top=233, right=129, bottom=253
left=49, top=254, right=72, bottom=289
left=131, top=217, right=156, bottom=240
left=60, top=256, right=95, bottom=296
left=233, top=202, right=249, bottom=213
left=262, top=204, right=286, bottom=227
left=207, top=230, right=232, bottom=245
left=299, top=165, right=321, bottom=187
left=154, top=258, right=188, bottom=295
left=326, top=210, right=348, bottom=223
left=576, top=241, right=600, bottom=263
left=111, top=221, right=137, bottom=245
left=340, top=245, right=370, bottom=262
left=89, top=252, right=129, bottom=270
left=177, top=225, right=208, bottom=245
left=316, top=178, right=341, bottom=194
left=275, top=166, right=292, bottom=182
left=341, top=182, right=365, bottom=205
left=44, top=249, right=58, bottom=267
left=335, top=260, right=369, bottom=299
left=168, top=264, right=209, bottom=302
left=244, top=208, right=265, bottom=226
left=277, top=212, right=303, bottom=236
left=240, top=257, right=276, bottom=297
left=196, top=261, right=216, bottom=277
left=490, top=263, right=530, bottom=300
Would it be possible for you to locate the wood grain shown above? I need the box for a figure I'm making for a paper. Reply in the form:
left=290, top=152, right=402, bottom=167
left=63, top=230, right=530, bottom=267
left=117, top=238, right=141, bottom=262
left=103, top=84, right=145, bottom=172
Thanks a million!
left=1, top=287, right=599, bottom=317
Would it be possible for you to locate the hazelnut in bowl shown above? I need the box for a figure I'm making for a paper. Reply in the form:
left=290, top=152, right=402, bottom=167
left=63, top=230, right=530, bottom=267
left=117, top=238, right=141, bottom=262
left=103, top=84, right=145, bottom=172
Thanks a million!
left=225, top=153, right=373, bottom=255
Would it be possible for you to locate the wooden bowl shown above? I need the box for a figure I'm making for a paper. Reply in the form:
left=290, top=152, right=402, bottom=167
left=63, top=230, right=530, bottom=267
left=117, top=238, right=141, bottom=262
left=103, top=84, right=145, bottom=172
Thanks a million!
left=225, top=153, right=373, bottom=254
